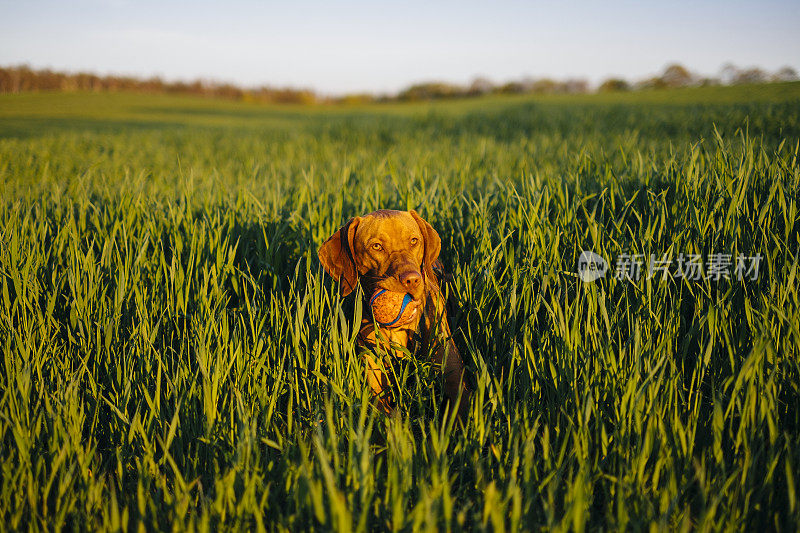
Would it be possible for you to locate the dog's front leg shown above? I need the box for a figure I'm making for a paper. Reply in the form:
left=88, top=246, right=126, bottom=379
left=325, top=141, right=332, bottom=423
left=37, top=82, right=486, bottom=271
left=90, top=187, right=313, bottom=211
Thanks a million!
left=358, top=323, right=409, bottom=415
left=361, top=348, right=394, bottom=415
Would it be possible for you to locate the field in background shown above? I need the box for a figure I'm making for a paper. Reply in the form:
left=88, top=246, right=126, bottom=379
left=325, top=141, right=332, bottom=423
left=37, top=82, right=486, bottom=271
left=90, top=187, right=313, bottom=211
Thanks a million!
left=1, top=84, right=799, bottom=530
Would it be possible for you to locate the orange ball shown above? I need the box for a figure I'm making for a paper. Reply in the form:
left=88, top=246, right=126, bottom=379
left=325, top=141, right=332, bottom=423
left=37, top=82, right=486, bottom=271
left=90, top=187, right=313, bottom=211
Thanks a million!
left=370, top=289, right=418, bottom=327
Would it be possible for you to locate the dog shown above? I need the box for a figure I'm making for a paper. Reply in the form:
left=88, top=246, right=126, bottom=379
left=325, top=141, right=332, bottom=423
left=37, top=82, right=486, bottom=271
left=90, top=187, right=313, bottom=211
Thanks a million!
left=318, top=209, right=470, bottom=420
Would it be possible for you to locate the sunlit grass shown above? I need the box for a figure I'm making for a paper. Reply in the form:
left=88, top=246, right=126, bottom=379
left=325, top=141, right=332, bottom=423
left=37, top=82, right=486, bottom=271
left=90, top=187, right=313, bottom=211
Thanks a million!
left=1, top=85, right=799, bottom=530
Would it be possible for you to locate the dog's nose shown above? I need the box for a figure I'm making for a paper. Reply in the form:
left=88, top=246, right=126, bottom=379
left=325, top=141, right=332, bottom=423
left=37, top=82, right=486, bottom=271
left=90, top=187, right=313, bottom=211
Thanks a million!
left=399, top=270, right=421, bottom=291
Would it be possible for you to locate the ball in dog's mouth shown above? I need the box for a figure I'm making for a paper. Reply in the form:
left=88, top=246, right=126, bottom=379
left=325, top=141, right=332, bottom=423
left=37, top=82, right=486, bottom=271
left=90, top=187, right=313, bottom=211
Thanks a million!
left=369, top=289, right=419, bottom=327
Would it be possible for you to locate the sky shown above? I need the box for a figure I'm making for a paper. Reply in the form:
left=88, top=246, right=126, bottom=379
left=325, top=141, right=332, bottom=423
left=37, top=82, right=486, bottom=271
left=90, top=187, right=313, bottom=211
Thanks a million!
left=1, top=0, right=798, bottom=96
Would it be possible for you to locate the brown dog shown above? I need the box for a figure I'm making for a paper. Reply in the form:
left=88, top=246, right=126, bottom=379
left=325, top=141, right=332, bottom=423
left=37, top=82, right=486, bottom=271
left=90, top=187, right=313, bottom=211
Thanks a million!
left=318, top=209, right=470, bottom=420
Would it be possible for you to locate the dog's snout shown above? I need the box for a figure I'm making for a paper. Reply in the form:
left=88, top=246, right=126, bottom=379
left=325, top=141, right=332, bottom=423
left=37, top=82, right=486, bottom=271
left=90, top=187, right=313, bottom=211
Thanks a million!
left=399, top=270, right=421, bottom=291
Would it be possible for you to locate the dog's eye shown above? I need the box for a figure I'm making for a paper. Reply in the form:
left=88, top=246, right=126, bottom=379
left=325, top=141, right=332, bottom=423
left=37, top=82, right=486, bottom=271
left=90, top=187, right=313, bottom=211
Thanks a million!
left=410, top=237, right=419, bottom=246
left=372, top=243, right=383, bottom=251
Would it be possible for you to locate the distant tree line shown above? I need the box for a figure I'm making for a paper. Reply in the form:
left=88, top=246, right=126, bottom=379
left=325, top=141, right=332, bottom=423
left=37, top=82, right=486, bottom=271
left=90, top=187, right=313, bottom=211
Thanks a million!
left=399, top=63, right=798, bottom=100
left=394, top=77, right=591, bottom=101
left=0, top=65, right=317, bottom=104
left=598, top=63, right=798, bottom=92
left=1, top=63, right=797, bottom=104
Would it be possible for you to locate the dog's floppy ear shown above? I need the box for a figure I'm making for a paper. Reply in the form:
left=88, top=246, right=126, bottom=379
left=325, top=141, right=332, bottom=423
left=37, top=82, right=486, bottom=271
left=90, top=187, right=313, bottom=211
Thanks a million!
left=409, top=209, right=441, bottom=277
left=318, top=217, right=361, bottom=296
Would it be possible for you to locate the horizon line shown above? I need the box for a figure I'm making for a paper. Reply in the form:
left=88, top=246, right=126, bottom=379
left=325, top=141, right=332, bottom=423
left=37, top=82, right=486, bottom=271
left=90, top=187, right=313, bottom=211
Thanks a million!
left=3, top=61, right=798, bottom=98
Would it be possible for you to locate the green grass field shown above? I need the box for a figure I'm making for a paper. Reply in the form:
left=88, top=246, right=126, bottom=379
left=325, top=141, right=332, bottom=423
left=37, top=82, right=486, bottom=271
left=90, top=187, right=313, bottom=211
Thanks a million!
left=1, top=83, right=799, bottom=531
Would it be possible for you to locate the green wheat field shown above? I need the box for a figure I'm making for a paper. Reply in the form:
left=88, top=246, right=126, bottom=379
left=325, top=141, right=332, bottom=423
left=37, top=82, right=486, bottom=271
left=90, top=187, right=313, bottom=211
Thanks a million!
left=1, top=83, right=799, bottom=531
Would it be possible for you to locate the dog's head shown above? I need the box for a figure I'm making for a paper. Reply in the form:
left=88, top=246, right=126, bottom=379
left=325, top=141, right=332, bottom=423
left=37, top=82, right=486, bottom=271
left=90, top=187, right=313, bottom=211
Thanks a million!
left=318, top=209, right=441, bottom=303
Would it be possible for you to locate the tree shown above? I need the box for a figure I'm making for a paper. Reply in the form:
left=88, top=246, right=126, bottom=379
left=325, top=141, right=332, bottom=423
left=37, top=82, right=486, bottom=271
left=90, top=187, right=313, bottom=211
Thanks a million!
left=495, top=81, right=525, bottom=94
left=698, top=77, right=721, bottom=87
left=529, top=78, right=559, bottom=93
left=660, top=63, right=694, bottom=88
left=733, top=67, right=767, bottom=85
left=598, top=78, right=630, bottom=92
left=563, top=79, right=589, bottom=94
left=467, top=77, right=494, bottom=96
left=635, top=76, right=665, bottom=90
left=398, top=82, right=463, bottom=101
left=772, top=66, right=799, bottom=82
